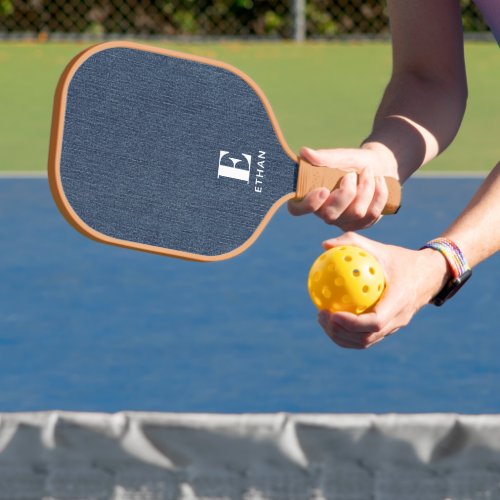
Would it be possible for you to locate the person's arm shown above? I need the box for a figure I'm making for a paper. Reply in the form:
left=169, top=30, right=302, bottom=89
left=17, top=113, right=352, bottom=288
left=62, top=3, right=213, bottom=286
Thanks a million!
left=289, top=0, right=467, bottom=231
left=317, top=163, right=500, bottom=349
left=441, top=164, right=500, bottom=267
left=364, top=0, right=468, bottom=179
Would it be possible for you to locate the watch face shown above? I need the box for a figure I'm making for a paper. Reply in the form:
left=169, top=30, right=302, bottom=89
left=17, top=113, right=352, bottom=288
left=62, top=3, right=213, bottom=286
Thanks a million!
left=432, top=269, right=472, bottom=306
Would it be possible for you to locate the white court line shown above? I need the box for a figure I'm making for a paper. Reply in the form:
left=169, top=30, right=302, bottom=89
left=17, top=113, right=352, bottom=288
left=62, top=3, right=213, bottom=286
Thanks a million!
left=0, top=171, right=47, bottom=178
left=0, top=171, right=489, bottom=179
left=414, top=170, right=487, bottom=178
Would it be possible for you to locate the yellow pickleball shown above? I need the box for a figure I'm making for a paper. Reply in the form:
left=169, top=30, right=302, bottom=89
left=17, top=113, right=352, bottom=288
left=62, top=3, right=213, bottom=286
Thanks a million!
left=308, top=245, right=385, bottom=314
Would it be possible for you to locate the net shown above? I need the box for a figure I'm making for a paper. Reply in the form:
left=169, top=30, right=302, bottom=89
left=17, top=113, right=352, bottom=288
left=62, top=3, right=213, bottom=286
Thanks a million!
left=1, top=412, right=500, bottom=499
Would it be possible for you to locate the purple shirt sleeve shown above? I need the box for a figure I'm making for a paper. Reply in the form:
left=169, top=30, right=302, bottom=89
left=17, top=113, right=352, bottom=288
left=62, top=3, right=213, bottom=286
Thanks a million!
left=473, top=0, right=500, bottom=45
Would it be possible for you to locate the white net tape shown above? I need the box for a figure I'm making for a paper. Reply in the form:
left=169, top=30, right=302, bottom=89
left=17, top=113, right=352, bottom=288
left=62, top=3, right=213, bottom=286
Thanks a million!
left=0, top=412, right=500, bottom=499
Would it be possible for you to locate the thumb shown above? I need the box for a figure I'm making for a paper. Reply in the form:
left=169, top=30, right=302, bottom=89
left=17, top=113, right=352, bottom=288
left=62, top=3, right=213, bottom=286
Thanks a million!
left=322, top=231, right=368, bottom=250
left=300, top=146, right=328, bottom=166
left=300, top=146, right=366, bottom=171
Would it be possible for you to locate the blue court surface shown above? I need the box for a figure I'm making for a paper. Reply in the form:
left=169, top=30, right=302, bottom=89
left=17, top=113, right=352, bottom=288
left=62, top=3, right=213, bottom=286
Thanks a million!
left=0, top=176, right=498, bottom=413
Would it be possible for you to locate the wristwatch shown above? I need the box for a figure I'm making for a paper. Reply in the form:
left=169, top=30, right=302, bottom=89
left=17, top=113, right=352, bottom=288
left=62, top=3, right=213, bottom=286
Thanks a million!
left=421, top=238, right=472, bottom=306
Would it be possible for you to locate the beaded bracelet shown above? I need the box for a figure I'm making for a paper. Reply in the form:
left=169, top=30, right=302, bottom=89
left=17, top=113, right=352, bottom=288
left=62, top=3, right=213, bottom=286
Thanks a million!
left=421, top=238, right=472, bottom=306
left=421, top=238, right=470, bottom=278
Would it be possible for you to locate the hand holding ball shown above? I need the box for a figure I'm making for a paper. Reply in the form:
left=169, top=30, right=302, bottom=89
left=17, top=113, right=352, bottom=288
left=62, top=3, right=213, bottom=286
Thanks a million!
left=308, top=245, right=385, bottom=314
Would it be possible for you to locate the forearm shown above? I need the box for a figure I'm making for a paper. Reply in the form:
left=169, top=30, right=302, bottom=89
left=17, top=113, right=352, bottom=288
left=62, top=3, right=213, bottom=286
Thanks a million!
left=412, top=163, right=500, bottom=307
left=441, top=162, right=500, bottom=267
left=363, top=73, right=467, bottom=181
left=362, top=0, right=467, bottom=182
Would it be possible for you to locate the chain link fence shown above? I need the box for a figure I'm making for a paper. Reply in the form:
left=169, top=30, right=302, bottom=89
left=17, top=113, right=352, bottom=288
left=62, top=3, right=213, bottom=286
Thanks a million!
left=0, top=0, right=491, bottom=40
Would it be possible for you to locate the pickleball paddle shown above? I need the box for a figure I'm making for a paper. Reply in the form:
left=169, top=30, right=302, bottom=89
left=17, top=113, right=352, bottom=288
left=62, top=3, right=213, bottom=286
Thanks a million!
left=48, top=41, right=401, bottom=262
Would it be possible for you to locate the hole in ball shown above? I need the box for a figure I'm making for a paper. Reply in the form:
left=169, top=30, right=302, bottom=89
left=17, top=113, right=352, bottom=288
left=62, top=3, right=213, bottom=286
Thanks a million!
left=342, top=295, right=351, bottom=304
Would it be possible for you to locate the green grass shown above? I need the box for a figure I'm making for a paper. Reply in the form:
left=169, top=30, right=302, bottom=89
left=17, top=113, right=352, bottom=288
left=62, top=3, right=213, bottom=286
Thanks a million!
left=0, top=41, right=497, bottom=172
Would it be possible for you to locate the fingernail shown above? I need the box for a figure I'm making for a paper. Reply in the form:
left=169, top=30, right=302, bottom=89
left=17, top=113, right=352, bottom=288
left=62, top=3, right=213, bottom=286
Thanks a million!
left=301, top=146, right=314, bottom=156
left=319, top=189, right=329, bottom=200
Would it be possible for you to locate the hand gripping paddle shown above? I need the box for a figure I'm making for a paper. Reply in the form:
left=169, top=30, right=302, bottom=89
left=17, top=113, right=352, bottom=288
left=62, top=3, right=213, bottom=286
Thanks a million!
left=49, top=41, right=401, bottom=262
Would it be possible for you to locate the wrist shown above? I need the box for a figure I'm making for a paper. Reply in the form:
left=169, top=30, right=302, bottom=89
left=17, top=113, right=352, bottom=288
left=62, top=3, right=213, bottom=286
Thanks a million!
left=418, top=248, right=452, bottom=302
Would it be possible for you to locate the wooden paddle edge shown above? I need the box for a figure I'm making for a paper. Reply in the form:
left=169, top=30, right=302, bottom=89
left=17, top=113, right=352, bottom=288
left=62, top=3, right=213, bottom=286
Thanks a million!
left=47, top=40, right=299, bottom=262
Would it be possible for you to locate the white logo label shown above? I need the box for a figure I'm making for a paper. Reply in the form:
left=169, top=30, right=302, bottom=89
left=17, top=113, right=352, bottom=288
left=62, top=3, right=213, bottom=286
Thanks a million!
left=217, top=150, right=252, bottom=183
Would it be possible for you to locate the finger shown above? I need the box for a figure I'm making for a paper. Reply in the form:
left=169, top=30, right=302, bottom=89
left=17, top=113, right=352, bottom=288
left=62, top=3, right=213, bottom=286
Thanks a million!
left=331, top=336, right=365, bottom=349
left=385, top=328, right=400, bottom=337
left=330, top=311, right=385, bottom=335
left=330, top=316, right=392, bottom=349
left=340, top=175, right=390, bottom=231
left=360, top=327, right=399, bottom=348
left=343, top=165, right=376, bottom=220
left=322, top=231, right=370, bottom=251
left=328, top=327, right=381, bottom=349
left=299, top=147, right=330, bottom=167
left=319, top=309, right=393, bottom=349
left=337, top=176, right=388, bottom=231
left=331, top=326, right=372, bottom=348
left=316, top=172, right=358, bottom=224
left=337, top=214, right=383, bottom=232
left=365, top=176, right=389, bottom=220
left=300, top=146, right=370, bottom=170
left=322, top=327, right=366, bottom=349
left=327, top=167, right=378, bottom=231
left=319, top=311, right=373, bottom=349
left=332, top=299, right=401, bottom=339
left=364, top=335, right=386, bottom=348
left=288, top=187, right=330, bottom=216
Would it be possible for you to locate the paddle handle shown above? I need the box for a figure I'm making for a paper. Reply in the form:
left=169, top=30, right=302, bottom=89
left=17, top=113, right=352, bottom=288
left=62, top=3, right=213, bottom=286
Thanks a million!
left=295, top=157, right=401, bottom=215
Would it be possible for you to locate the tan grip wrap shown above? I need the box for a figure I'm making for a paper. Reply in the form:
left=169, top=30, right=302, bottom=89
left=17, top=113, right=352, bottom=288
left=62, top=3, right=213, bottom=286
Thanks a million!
left=295, top=157, right=401, bottom=215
